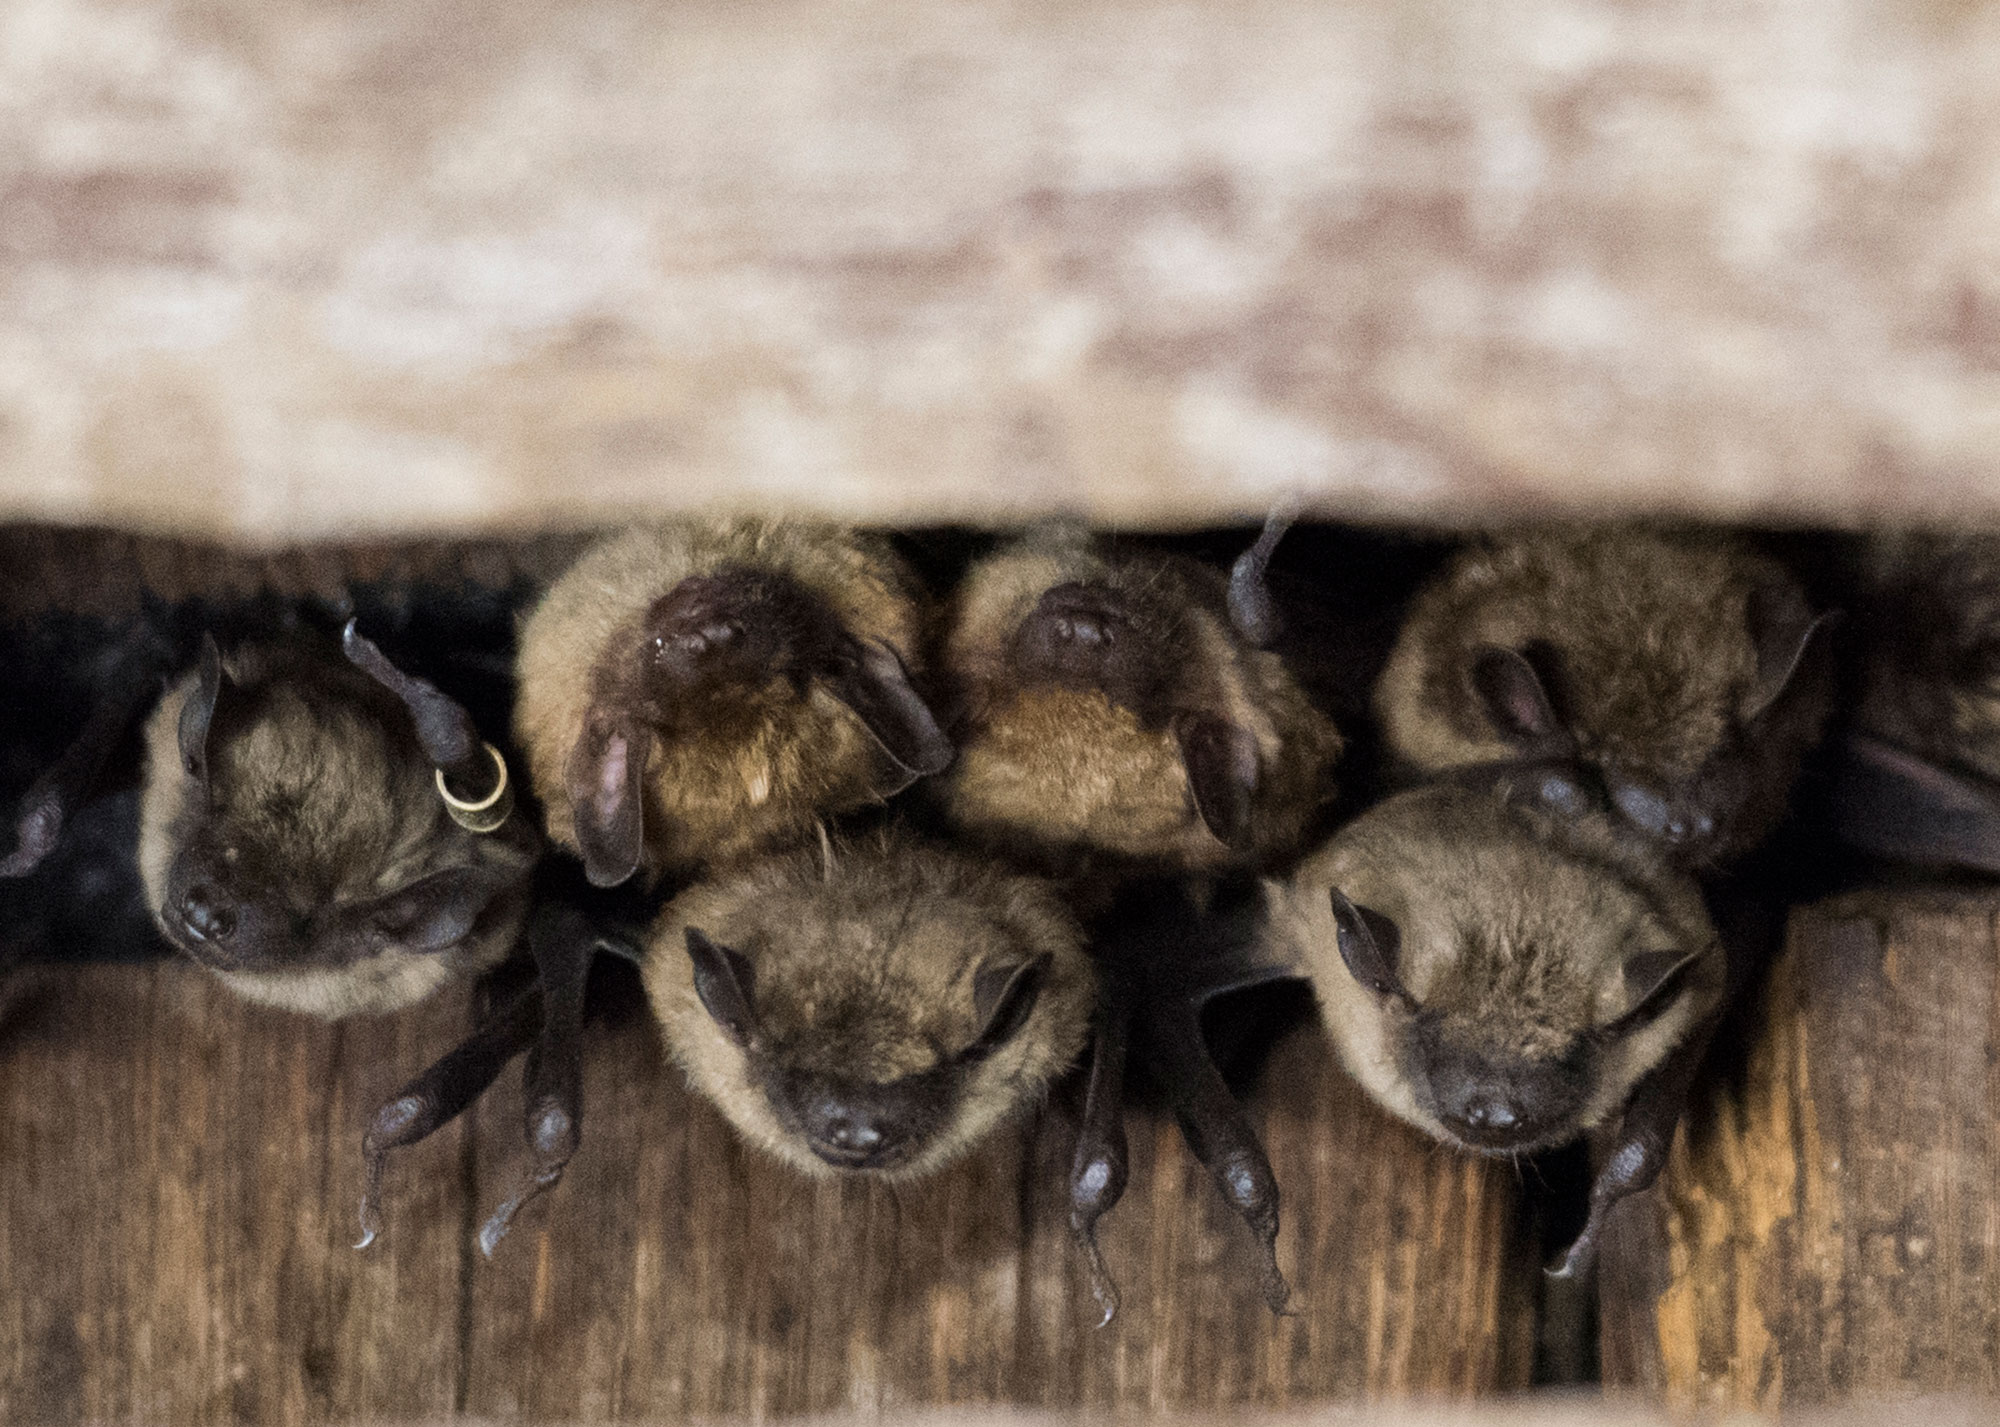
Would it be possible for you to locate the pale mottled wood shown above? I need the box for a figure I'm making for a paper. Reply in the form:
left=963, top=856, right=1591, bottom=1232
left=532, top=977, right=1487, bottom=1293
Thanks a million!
left=10, top=0, right=2000, bottom=540
left=1599, top=894, right=2000, bottom=1410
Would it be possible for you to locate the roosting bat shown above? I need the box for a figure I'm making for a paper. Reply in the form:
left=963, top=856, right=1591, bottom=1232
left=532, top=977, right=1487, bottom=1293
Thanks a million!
left=1833, top=530, right=2000, bottom=872
left=1273, top=765, right=1727, bottom=1278
left=935, top=520, right=1343, bottom=880
left=1, top=616, right=538, bottom=1017
left=1374, top=527, right=1834, bottom=866
left=643, top=828, right=1095, bottom=1177
left=513, top=519, right=952, bottom=890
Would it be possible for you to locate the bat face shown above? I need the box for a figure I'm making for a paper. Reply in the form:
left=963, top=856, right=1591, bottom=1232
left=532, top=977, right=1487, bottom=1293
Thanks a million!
left=1375, top=529, right=1831, bottom=865
left=515, top=521, right=951, bottom=889
left=644, top=833, right=1093, bottom=1177
left=1278, top=779, right=1721, bottom=1155
left=939, top=524, right=1342, bottom=872
left=138, top=638, right=536, bottom=1017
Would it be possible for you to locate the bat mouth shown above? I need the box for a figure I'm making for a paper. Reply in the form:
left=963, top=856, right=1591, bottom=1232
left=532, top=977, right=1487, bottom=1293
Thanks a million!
left=805, top=1136, right=915, bottom=1172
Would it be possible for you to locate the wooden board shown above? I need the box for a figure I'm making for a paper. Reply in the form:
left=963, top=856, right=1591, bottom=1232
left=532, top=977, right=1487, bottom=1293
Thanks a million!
left=1598, top=892, right=2000, bottom=1410
left=0, top=965, right=1535, bottom=1421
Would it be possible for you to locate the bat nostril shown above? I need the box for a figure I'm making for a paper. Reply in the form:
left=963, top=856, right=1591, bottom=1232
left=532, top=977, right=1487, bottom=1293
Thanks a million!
left=181, top=885, right=237, bottom=943
left=825, top=1116, right=884, bottom=1153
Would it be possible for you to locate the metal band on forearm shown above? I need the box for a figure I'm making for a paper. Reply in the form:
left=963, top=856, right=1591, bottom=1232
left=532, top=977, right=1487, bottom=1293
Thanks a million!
left=436, top=743, right=514, bottom=834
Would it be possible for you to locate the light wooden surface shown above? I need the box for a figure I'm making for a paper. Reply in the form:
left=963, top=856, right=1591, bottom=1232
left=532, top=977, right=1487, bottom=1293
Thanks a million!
left=0, top=965, right=1535, bottom=1422
left=1598, top=893, right=2000, bottom=1411
left=10, top=0, right=2000, bottom=540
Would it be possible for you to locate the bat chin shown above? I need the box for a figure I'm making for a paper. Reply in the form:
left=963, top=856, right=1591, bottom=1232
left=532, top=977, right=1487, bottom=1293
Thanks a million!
left=805, top=1139, right=916, bottom=1172
left=1438, top=1123, right=1575, bottom=1158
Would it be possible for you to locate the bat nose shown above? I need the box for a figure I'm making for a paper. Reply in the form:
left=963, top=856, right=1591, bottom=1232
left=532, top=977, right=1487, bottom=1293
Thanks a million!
left=1441, top=1093, right=1529, bottom=1148
left=805, top=1104, right=898, bottom=1168
left=180, top=885, right=237, bottom=944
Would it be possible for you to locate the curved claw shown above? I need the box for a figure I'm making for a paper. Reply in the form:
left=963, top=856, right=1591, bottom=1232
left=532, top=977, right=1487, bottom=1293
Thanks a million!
left=478, top=1098, right=578, bottom=1257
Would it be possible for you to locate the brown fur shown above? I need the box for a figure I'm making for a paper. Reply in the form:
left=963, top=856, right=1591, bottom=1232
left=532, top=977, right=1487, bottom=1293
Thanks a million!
left=643, top=829, right=1093, bottom=1178
left=138, top=643, right=537, bottom=1017
left=1271, top=780, right=1721, bottom=1152
left=1375, top=526, right=1829, bottom=861
left=515, top=519, right=933, bottom=879
left=1857, top=529, right=2000, bottom=781
left=938, top=523, right=1342, bottom=875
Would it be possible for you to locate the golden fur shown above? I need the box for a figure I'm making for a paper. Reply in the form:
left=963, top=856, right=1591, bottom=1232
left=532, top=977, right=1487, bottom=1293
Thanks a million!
left=938, top=523, right=1342, bottom=873
left=1270, top=781, right=1721, bottom=1146
left=515, top=518, right=932, bottom=878
left=1376, top=527, right=1793, bottom=783
left=643, top=830, right=1093, bottom=1179
left=138, top=648, right=533, bottom=1018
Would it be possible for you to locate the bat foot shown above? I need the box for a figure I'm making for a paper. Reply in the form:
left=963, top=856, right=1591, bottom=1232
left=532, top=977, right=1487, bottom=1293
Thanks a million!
left=1069, top=1147, right=1129, bottom=1328
left=479, top=1098, right=578, bottom=1256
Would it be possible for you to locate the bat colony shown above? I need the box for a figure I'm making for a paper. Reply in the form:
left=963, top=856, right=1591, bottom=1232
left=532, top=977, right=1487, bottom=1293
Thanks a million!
left=0, top=516, right=1976, bottom=1321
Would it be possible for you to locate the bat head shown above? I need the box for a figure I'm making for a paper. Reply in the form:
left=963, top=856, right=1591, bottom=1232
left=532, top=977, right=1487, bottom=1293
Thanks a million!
left=649, top=837, right=1092, bottom=1178
left=565, top=563, right=950, bottom=888
left=1308, top=782, right=1718, bottom=1155
left=144, top=635, right=535, bottom=994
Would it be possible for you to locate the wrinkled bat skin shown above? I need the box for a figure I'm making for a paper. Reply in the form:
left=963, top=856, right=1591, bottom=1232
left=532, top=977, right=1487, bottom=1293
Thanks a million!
left=515, top=520, right=951, bottom=890
left=138, top=636, right=538, bottom=1017
left=1270, top=772, right=1724, bottom=1274
left=936, top=523, right=1343, bottom=876
left=1375, top=528, right=1833, bottom=866
left=644, top=831, right=1093, bottom=1179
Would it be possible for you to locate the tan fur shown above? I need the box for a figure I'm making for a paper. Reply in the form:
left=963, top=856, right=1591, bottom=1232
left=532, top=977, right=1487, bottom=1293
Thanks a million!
left=1376, top=527, right=1788, bottom=783
left=642, top=830, right=1093, bottom=1179
left=515, top=518, right=931, bottom=877
left=1270, top=782, right=1721, bottom=1146
left=139, top=650, right=532, bottom=1018
left=938, top=523, right=1342, bottom=872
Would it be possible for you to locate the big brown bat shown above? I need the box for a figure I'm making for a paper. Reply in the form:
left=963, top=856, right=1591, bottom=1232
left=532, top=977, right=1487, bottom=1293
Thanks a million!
left=1374, top=528, right=1833, bottom=866
left=935, top=521, right=1343, bottom=878
left=514, top=519, right=952, bottom=889
left=1271, top=766, right=1727, bottom=1276
left=642, top=828, right=1095, bottom=1178
left=1834, top=530, right=2000, bottom=872
left=2, top=619, right=538, bottom=1017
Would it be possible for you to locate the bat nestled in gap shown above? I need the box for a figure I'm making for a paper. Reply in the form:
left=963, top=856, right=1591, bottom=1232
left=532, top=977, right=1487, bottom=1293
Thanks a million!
left=934, top=519, right=1343, bottom=882
left=930, top=516, right=1341, bottom=1321
left=0, top=615, right=538, bottom=1017
left=1833, top=530, right=2000, bottom=873
left=364, top=518, right=959, bottom=1250
left=643, top=826, right=1094, bottom=1180
left=514, top=518, right=953, bottom=890
left=1374, top=527, right=1835, bottom=867
left=1268, top=763, right=1729, bottom=1279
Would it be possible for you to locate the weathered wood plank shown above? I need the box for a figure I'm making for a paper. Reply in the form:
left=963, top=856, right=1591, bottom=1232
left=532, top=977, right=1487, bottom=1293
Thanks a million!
left=1599, top=894, right=2000, bottom=1410
left=0, top=964, right=476, bottom=1424
left=461, top=998, right=1536, bottom=1417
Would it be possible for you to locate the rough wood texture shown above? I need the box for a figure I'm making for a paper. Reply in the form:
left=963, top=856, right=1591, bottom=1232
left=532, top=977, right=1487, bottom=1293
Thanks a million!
left=0, top=966, right=1534, bottom=1421
left=9, top=0, right=2000, bottom=541
left=1599, top=893, right=2000, bottom=1410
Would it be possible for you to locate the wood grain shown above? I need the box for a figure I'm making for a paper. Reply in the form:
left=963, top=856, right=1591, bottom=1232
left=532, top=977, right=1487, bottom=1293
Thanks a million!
left=1599, top=893, right=2000, bottom=1410
left=0, top=964, right=477, bottom=1424
left=0, top=964, right=1536, bottom=1421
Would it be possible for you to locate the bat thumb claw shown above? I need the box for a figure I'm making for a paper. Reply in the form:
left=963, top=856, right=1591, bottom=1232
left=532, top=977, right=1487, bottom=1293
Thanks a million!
left=1545, top=1233, right=1597, bottom=1282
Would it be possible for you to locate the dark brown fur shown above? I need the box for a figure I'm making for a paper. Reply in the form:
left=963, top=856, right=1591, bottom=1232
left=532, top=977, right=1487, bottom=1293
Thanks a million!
left=936, top=523, right=1343, bottom=878
left=138, top=639, right=537, bottom=1017
left=1375, top=527, right=1831, bottom=865
left=1856, top=530, right=2000, bottom=779
left=643, top=829, right=1093, bottom=1178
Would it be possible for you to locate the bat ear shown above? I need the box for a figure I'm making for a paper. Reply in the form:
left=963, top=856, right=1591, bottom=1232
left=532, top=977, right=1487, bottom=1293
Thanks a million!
left=1328, top=887, right=1412, bottom=1004
left=965, top=953, right=1051, bottom=1059
left=178, top=634, right=227, bottom=785
left=1227, top=502, right=1299, bottom=648
left=1742, top=583, right=1836, bottom=722
left=564, top=719, right=649, bottom=889
left=1603, top=947, right=1706, bottom=1038
left=354, top=864, right=505, bottom=953
left=1469, top=644, right=1566, bottom=752
left=684, top=926, right=758, bottom=1045
left=342, top=619, right=483, bottom=771
left=1175, top=713, right=1260, bottom=847
left=825, top=637, right=955, bottom=792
